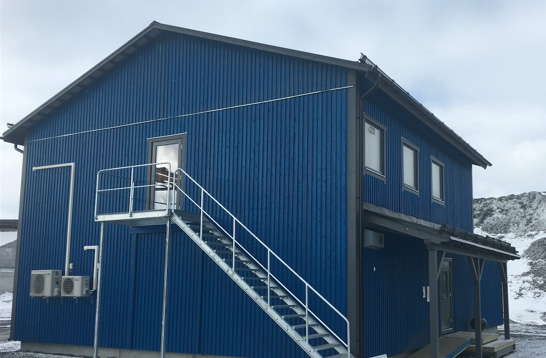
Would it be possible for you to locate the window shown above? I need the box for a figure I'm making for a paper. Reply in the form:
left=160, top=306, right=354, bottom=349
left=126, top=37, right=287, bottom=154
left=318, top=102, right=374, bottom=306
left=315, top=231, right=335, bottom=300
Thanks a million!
left=365, top=120, right=385, bottom=177
left=431, top=157, right=445, bottom=203
left=147, top=133, right=187, bottom=210
left=402, top=140, right=419, bottom=192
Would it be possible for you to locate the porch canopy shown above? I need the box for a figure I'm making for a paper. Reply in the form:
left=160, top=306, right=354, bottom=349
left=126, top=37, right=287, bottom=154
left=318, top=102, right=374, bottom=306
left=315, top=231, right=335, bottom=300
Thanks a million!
left=362, top=203, right=519, bottom=358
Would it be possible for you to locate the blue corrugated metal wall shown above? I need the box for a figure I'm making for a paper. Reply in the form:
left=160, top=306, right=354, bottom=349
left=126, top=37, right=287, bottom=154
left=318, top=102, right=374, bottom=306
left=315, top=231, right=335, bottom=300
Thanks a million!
left=360, top=85, right=503, bottom=356
left=362, top=91, right=474, bottom=232
left=16, top=32, right=348, bottom=358
left=363, top=233, right=429, bottom=357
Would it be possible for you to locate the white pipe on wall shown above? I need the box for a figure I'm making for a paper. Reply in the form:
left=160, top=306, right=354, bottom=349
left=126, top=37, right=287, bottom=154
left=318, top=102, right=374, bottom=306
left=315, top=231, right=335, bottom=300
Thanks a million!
left=33, top=163, right=76, bottom=276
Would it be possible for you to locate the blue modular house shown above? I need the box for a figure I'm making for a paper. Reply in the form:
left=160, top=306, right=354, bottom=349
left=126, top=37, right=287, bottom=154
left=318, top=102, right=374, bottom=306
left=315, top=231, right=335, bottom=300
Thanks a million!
left=2, top=22, right=519, bottom=358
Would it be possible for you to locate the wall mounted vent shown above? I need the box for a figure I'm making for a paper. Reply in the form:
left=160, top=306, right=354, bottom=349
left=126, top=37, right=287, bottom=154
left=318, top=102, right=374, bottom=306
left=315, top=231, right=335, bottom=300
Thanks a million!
left=61, top=276, right=90, bottom=297
left=364, top=229, right=385, bottom=249
left=30, top=270, right=62, bottom=297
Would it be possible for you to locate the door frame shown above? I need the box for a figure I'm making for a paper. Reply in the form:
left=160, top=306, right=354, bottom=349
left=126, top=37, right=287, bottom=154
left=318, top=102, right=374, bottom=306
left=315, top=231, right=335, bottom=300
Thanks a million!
left=146, top=133, right=187, bottom=210
left=439, top=257, right=454, bottom=333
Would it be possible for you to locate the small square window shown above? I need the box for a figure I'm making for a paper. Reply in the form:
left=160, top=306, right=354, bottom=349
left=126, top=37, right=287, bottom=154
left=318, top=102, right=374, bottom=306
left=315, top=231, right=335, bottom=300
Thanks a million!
left=402, top=140, right=419, bottom=192
left=365, top=120, right=385, bottom=177
left=431, top=158, right=445, bottom=203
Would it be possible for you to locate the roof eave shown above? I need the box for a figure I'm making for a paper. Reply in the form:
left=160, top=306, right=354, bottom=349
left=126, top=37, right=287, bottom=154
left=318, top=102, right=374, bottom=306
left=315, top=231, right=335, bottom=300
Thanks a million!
left=363, top=68, right=492, bottom=169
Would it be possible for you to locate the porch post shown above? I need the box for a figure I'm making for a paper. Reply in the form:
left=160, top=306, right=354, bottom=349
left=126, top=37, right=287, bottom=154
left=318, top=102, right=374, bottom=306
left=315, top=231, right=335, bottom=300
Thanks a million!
left=468, top=257, right=485, bottom=358
left=428, top=248, right=444, bottom=358
left=498, top=262, right=510, bottom=339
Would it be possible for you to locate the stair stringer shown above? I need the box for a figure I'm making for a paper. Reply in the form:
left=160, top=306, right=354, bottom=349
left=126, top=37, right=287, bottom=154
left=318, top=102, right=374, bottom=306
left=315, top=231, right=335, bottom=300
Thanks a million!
left=170, top=213, right=351, bottom=358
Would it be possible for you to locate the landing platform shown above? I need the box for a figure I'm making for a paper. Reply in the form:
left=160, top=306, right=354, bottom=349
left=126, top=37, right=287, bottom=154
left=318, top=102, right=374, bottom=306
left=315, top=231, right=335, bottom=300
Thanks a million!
left=409, top=333, right=472, bottom=358
left=95, top=210, right=170, bottom=226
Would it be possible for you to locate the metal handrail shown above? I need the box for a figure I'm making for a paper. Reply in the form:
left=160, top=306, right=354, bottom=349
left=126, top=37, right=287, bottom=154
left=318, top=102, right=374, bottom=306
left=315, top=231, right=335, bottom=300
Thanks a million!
left=95, top=162, right=172, bottom=219
left=172, top=168, right=350, bottom=355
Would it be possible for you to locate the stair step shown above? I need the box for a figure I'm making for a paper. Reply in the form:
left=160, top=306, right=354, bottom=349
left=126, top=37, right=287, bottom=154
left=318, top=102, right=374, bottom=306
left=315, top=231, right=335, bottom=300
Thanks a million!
left=314, top=343, right=341, bottom=351
left=206, top=241, right=231, bottom=247
left=241, top=276, right=264, bottom=281
left=326, top=354, right=350, bottom=358
left=261, top=295, right=289, bottom=300
left=236, top=267, right=261, bottom=272
left=307, top=333, right=330, bottom=339
left=282, top=314, right=305, bottom=319
left=293, top=323, right=319, bottom=329
left=214, top=250, right=236, bottom=255
left=272, top=304, right=299, bottom=309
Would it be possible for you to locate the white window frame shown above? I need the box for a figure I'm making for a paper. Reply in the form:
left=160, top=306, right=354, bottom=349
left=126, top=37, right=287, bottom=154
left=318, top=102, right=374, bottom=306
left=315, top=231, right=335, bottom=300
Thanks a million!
left=364, top=118, right=386, bottom=180
left=402, top=139, right=419, bottom=194
left=431, top=157, right=445, bottom=204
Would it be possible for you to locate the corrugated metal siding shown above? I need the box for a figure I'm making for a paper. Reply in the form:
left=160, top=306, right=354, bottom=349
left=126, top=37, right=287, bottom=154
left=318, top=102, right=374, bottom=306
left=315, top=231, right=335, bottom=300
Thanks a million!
left=362, top=92, right=474, bottom=231
left=360, top=88, right=503, bottom=355
left=16, top=32, right=348, bottom=358
left=363, top=233, right=429, bottom=357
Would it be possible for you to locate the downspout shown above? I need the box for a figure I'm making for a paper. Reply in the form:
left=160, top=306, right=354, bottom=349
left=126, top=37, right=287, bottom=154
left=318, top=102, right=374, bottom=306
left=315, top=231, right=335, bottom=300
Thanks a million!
left=32, top=163, right=76, bottom=276
left=357, top=64, right=381, bottom=357
left=14, top=144, right=24, bottom=154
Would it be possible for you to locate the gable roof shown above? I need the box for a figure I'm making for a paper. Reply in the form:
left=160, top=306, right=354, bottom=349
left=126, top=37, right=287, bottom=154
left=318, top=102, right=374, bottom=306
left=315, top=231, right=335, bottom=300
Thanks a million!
left=1, top=21, right=490, bottom=168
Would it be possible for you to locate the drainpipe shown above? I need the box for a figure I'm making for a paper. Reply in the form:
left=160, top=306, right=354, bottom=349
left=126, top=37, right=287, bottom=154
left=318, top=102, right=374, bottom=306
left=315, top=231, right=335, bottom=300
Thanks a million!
left=357, top=65, right=380, bottom=357
left=14, top=144, right=24, bottom=154
left=33, top=163, right=76, bottom=276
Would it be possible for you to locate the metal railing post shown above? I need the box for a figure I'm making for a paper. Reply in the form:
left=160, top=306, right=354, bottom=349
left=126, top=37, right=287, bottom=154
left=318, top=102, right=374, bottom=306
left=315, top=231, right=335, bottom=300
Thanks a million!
left=160, top=221, right=171, bottom=358
left=347, top=321, right=350, bottom=358
left=232, top=218, right=236, bottom=271
left=199, top=188, right=204, bottom=241
left=267, top=250, right=271, bottom=306
left=93, top=223, right=105, bottom=358
left=129, top=167, right=134, bottom=216
left=305, top=283, right=309, bottom=343
left=165, top=165, right=171, bottom=214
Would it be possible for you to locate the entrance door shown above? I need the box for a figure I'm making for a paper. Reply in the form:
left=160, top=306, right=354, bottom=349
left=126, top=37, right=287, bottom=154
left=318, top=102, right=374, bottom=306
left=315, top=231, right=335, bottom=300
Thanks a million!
left=147, top=133, right=187, bottom=210
left=439, top=258, right=453, bottom=332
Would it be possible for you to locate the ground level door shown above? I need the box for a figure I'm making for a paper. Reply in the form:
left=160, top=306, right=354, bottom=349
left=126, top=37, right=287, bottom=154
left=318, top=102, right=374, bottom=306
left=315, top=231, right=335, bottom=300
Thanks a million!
left=440, top=258, right=453, bottom=332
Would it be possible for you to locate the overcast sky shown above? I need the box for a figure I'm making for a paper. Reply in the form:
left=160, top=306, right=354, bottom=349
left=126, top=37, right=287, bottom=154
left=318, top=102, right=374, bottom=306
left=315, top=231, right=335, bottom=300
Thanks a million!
left=1, top=0, right=546, bottom=218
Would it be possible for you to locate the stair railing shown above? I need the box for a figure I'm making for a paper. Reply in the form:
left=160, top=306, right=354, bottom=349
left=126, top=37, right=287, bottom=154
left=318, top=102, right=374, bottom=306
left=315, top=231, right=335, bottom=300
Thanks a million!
left=95, top=162, right=172, bottom=218
left=173, top=168, right=350, bottom=356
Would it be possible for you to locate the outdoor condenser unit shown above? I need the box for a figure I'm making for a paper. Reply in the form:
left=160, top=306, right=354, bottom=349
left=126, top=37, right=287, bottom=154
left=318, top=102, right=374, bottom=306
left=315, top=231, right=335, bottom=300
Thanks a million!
left=61, top=276, right=90, bottom=297
left=30, top=270, right=62, bottom=297
left=364, top=229, right=385, bottom=249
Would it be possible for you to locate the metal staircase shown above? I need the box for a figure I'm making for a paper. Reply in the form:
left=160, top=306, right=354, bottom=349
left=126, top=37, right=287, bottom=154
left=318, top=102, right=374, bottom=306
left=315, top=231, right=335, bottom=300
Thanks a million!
left=94, top=163, right=352, bottom=358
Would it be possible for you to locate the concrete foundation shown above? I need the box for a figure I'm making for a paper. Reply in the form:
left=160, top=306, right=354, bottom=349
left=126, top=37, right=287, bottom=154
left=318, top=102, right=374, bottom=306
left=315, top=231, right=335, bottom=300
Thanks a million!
left=21, top=342, right=242, bottom=358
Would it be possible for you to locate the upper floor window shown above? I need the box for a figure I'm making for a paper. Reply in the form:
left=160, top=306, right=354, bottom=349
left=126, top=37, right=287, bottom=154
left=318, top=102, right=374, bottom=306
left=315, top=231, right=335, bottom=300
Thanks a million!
left=365, top=119, right=385, bottom=177
left=431, top=157, right=445, bottom=203
left=402, top=139, right=419, bottom=193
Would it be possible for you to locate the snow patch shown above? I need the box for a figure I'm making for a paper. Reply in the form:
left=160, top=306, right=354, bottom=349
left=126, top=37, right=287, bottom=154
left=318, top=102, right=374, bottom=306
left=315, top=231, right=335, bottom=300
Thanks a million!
left=0, top=292, right=12, bottom=320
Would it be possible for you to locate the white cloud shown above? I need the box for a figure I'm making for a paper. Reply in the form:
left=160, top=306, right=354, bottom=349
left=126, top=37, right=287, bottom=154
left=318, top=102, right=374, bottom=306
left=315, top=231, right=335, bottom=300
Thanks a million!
left=1, top=0, right=546, bottom=217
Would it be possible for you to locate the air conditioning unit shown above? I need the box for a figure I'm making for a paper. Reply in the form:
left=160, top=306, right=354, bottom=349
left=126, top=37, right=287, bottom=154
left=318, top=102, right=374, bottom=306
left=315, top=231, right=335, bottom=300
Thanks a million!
left=30, top=270, right=62, bottom=297
left=364, top=229, right=384, bottom=249
left=62, top=276, right=90, bottom=297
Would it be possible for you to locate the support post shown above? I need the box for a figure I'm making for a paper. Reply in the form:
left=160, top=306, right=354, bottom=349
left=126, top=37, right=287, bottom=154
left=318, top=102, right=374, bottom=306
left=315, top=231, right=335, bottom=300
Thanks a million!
left=160, top=220, right=171, bottom=358
left=468, top=257, right=485, bottom=358
left=498, top=262, right=510, bottom=339
left=428, top=248, right=444, bottom=358
left=93, top=223, right=105, bottom=358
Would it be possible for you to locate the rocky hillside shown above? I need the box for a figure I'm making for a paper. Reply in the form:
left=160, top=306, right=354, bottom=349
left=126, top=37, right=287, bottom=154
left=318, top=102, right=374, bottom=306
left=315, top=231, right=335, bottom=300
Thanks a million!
left=473, top=191, right=546, bottom=325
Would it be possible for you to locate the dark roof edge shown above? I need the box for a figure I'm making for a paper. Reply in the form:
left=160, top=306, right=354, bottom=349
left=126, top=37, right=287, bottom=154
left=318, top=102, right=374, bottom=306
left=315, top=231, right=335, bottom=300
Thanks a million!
left=152, top=22, right=375, bottom=72
left=363, top=202, right=519, bottom=261
left=363, top=65, right=491, bottom=169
